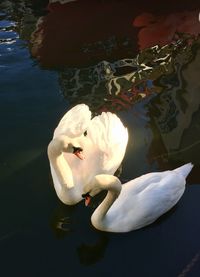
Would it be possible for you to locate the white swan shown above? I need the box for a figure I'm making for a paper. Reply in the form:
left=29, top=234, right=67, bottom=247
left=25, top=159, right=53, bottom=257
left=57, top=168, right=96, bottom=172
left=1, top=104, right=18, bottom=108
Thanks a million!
left=47, top=104, right=128, bottom=205
left=82, top=163, right=193, bottom=232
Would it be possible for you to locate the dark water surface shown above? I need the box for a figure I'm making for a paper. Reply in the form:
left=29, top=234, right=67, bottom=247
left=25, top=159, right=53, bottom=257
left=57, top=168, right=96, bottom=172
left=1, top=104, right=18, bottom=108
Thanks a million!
left=1, top=1, right=200, bottom=276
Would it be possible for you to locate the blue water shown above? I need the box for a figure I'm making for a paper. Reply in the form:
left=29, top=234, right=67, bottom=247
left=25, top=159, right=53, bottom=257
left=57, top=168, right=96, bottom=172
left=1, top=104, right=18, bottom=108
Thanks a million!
left=1, top=2, right=200, bottom=276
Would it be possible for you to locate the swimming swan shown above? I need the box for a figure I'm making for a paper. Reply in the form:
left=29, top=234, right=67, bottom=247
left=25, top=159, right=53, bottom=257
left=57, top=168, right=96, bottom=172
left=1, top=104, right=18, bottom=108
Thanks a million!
left=47, top=104, right=128, bottom=205
left=82, top=163, right=193, bottom=232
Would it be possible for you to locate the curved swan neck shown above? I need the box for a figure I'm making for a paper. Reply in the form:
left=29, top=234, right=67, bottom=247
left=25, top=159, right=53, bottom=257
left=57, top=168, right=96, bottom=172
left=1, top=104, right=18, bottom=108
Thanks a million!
left=48, top=135, right=73, bottom=155
left=47, top=136, right=74, bottom=188
left=91, top=175, right=122, bottom=229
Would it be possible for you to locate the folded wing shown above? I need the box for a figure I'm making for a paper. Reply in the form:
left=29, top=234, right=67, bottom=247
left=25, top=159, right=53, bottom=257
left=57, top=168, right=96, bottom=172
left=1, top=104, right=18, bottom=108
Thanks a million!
left=87, top=112, right=128, bottom=174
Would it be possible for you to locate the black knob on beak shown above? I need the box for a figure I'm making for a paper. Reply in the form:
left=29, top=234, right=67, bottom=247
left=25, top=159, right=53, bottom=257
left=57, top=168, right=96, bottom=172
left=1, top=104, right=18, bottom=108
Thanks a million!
left=82, top=192, right=90, bottom=198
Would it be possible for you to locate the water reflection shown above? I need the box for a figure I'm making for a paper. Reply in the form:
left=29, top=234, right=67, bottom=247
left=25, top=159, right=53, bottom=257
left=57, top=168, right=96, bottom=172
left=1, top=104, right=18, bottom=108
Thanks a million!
left=77, top=235, right=109, bottom=266
left=30, top=1, right=138, bottom=67
left=29, top=1, right=200, bottom=113
left=147, top=39, right=200, bottom=174
left=28, top=1, right=200, bottom=113
left=50, top=195, right=109, bottom=265
left=50, top=203, right=76, bottom=238
left=133, top=10, right=200, bottom=49
left=56, top=34, right=200, bottom=113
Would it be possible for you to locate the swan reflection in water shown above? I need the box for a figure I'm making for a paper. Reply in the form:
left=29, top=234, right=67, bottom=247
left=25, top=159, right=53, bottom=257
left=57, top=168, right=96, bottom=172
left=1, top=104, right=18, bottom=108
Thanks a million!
left=49, top=173, right=193, bottom=266
left=50, top=193, right=109, bottom=266
left=77, top=236, right=109, bottom=266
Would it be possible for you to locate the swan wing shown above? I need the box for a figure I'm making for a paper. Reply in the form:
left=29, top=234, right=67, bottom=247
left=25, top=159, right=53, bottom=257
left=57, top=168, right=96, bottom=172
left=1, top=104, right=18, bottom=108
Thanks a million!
left=53, top=104, right=91, bottom=138
left=106, top=171, right=186, bottom=232
left=87, top=112, right=128, bottom=173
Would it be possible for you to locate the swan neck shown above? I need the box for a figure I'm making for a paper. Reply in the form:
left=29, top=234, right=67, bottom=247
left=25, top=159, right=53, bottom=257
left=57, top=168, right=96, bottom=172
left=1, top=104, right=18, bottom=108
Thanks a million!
left=48, top=136, right=74, bottom=188
left=92, top=175, right=121, bottom=229
left=98, top=190, right=119, bottom=217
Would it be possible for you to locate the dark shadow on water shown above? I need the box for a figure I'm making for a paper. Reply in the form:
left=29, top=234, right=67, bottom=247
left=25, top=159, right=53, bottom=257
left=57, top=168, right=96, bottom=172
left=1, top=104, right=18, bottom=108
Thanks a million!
left=50, top=203, right=77, bottom=238
left=50, top=190, right=107, bottom=238
left=77, top=235, right=109, bottom=266
left=50, top=196, right=110, bottom=266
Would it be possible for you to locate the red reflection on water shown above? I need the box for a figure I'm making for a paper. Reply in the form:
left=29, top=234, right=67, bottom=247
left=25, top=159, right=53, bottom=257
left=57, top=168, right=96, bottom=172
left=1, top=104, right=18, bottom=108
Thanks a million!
left=98, top=80, right=154, bottom=113
left=133, top=11, right=200, bottom=49
left=31, top=1, right=200, bottom=67
left=31, top=1, right=138, bottom=67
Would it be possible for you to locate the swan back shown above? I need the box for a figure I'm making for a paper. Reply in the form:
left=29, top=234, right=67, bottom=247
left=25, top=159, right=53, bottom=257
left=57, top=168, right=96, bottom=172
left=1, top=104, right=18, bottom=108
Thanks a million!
left=90, top=163, right=193, bottom=232
left=104, top=172, right=185, bottom=232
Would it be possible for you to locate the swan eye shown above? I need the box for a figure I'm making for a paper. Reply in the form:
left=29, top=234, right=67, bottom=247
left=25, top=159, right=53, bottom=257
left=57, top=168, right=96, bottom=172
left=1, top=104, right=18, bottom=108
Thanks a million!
left=84, top=130, right=87, bottom=136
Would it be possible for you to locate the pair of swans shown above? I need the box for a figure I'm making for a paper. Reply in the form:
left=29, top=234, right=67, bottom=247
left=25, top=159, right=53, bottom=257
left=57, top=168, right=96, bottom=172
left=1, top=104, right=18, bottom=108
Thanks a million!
left=48, top=104, right=193, bottom=232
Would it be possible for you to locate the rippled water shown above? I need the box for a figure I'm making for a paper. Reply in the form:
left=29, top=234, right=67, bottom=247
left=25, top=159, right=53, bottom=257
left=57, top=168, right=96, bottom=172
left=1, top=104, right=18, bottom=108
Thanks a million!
left=1, top=1, right=200, bottom=276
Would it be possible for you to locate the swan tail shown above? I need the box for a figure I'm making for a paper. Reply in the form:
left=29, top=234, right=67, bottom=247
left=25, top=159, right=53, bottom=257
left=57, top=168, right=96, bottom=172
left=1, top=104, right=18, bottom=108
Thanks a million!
left=174, top=163, right=194, bottom=179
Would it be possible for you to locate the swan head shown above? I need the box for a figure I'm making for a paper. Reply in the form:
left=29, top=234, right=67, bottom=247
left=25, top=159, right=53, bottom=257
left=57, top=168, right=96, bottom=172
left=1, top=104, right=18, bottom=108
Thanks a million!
left=82, top=192, right=92, bottom=206
left=48, top=135, right=85, bottom=160
left=82, top=178, right=102, bottom=206
left=82, top=174, right=122, bottom=206
left=82, top=185, right=102, bottom=206
left=66, top=143, right=84, bottom=160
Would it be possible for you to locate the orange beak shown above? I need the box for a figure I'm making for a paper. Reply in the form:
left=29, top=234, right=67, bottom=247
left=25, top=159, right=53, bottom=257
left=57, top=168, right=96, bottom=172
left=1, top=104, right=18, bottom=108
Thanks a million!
left=74, top=150, right=85, bottom=160
left=85, top=195, right=91, bottom=206
left=82, top=192, right=91, bottom=206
